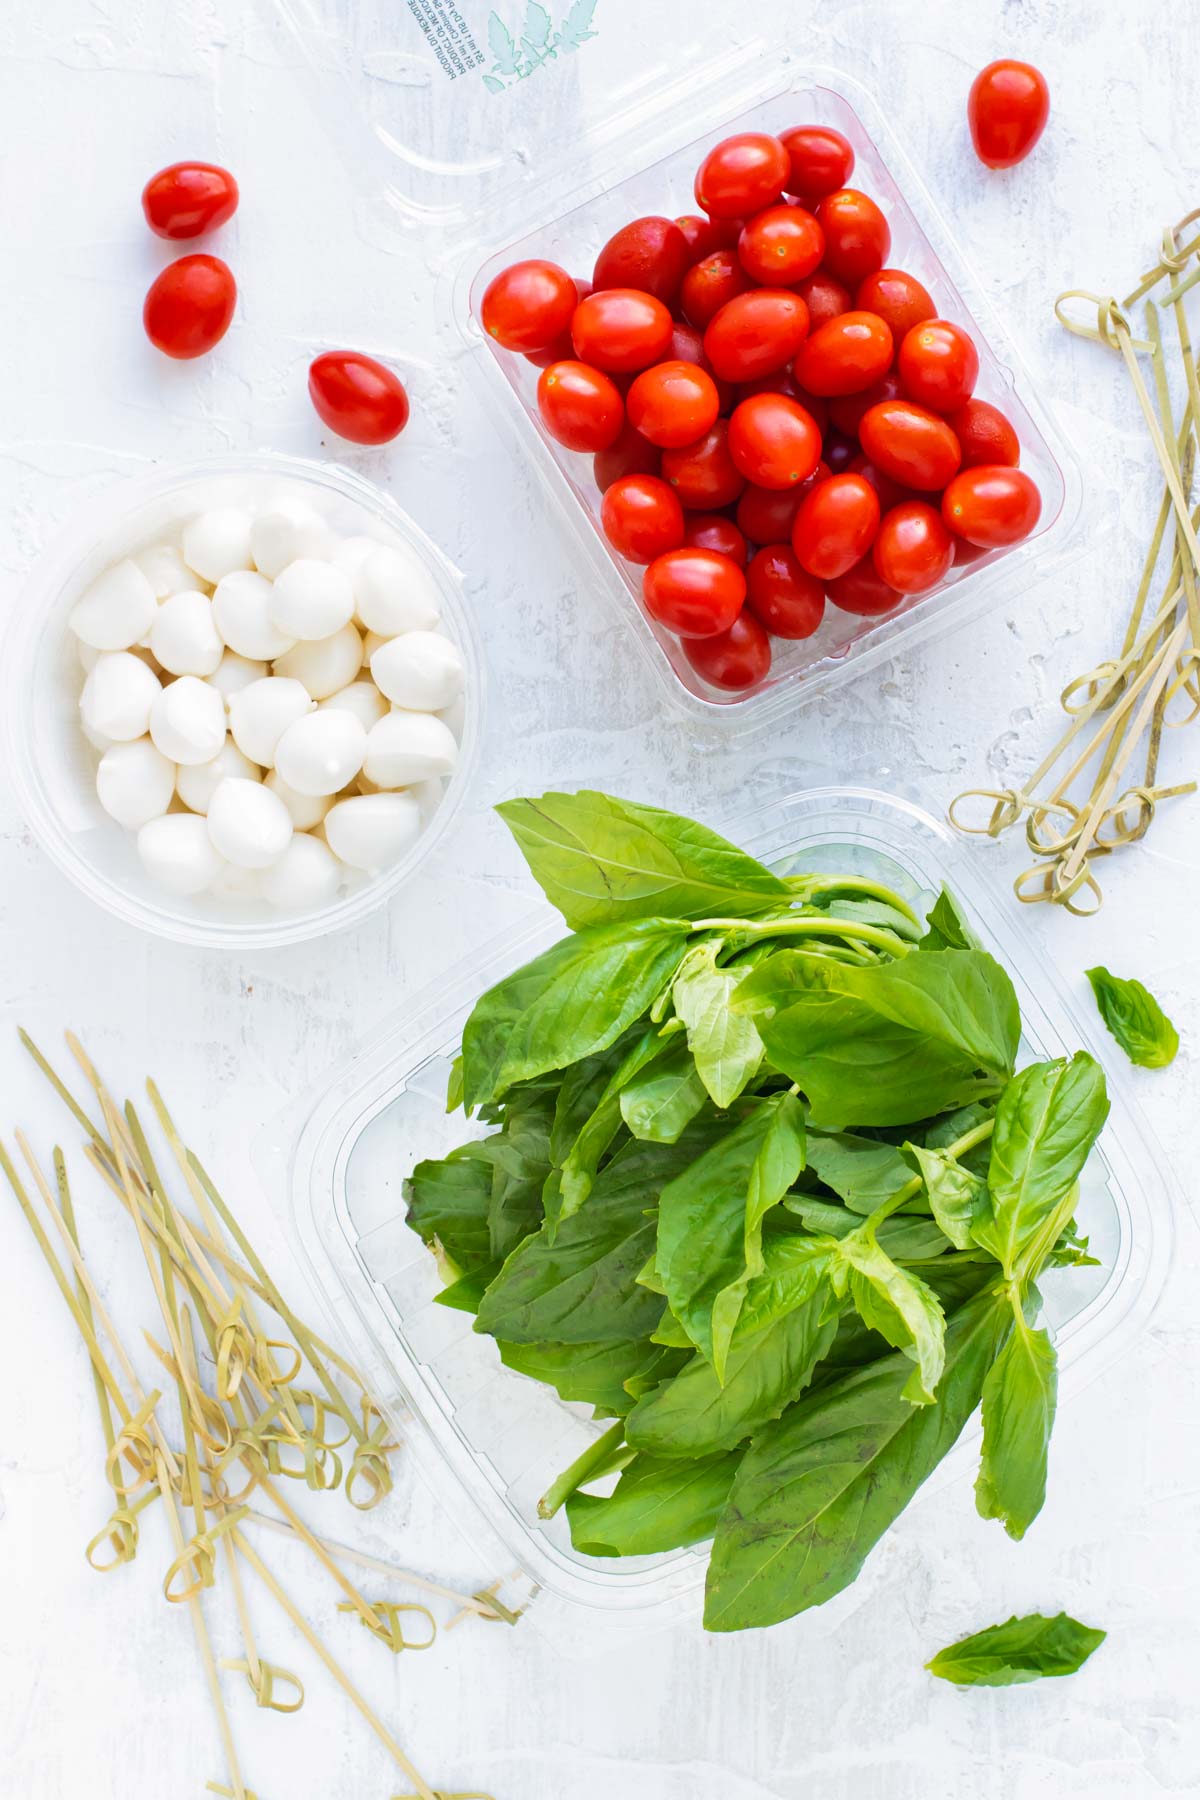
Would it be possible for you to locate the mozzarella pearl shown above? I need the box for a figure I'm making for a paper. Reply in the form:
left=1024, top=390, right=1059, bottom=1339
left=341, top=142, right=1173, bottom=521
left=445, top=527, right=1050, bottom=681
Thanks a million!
left=80, top=651, right=161, bottom=742
left=353, top=543, right=441, bottom=636
left=273, top=623, right=363, bottom=700
left=265, top=769, right=334, bottom=831
left=206, top=778, right=293, bottom=869
left=134, top=543, right=201, bottom=598
left=138, top=813, right=226, bottom=896
left=148, top=676, right=226, bottom=766
left=320, top=680, right=388, bottom=732
left=96, top=738, right=176, bottom=829
left=370, top=630, right=463, bottom=711
left=81, top=717, right=113, bottom=753
left=212, top=570, right=296, bottom=661
left=150, top=590, right=223, bottom=676
left=258, top=834, right=342, bottom=911
left=209, top=651, right=268, bottom=712
left=176, top=741, right=262, bottom=815
left=228, top=676, right=314, bottom=767
left=209, top=863, right=261, bottom=899
left=269, top=558, right=355, bottom=641
left=274, top=709, right=366, bottom=797
left=251, top=498, right=332, bottom=578
left=361, top=630, right=388, bottom=662
left=412, top=776, right=446, bottom=825
left=363, top=709, right=457, bottom=788
left=335, top=535, right=382, bottom=585
left=182, top=508, right=254, bottom=584
left=70, top=559, right=157, bottom=651
left=324, top=792, right=421, bottom=871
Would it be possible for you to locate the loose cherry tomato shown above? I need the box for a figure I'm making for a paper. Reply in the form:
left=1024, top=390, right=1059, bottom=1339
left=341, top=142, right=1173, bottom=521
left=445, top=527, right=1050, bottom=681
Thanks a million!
left=537, top=360, right=624, bottom=451
left=669, top=321, right=734, bottom=410
left=703, top=289, right=809, bottom=383
left=600, top=474, right=685, bottom=563
left=141, top=161, right=238, bottom=239
left=828, top=368, right=904, bottom=437
left=695, top=132, right=789, bottom=221
left=793, top=310, right=893, bottom=397
left=643, top=547, right=746, bottom=637
left=661, top=420, right=745, bottom=508
left=746, top=545, right=825, bottom=638
left=683, top=609, right=772, bottom=690
left=942, top=465, right=1042, bottom=546
left=727, top=393, right=822, bottom=489
left=594, top=421, right=661, bottom=491
left=968, top=61, right=1050, bottom=169
left=815, top=189, right=891, bottom=285
left=949, top=398, right=1020, bottom=468
left=826, top=553, right=902, bottom=617
left=792, top=472, right=881, bottom=581
left=898, top=319, right=979, bottom=415
left=823, top=430, right=859, bottom=472
left=737, top=204, right=824, bottom=286
left=675, top=213, right=740, bottom=260
left=593, top=217, right=690, bottom=305
left=481, top=259, right=577, bottom=353
left=846, top=452, right=913, bottom=514
left=684, top=513, right=749, bottom=566
left=525, top=278, right=592, bottom=368
left=779, top=126, right=855, bottom=203
left=797, top=270, right=853, bottom=330
left=570, top=288, right=674, bottom=373
left=873, top=501, right=954, bottom=593
left=736, top=481, right=804, bottom=546
left=308, top=351, right=410, bottom=445
left=680, top=250, right=753, bottom=330
left=855, top=268, right=936, bottom=343
left=858, top=398, right=962, bottom=491
left=627, top=359, right=721, bottom=448
left=143, top=254, right=236, bottom=359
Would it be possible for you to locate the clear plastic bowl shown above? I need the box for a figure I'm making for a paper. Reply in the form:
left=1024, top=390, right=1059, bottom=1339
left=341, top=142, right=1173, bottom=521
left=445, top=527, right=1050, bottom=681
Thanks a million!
left=264, top=787, right=1174, bottom=1636
left=4, top=454, right=483, bottom=949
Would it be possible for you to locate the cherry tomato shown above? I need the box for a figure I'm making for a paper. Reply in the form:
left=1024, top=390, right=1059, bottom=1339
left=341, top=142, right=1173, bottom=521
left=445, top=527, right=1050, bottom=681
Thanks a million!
left=736, top=482, right=804, bottom=546
left=594, top=421, right=661, bottom=491
left=143, top=254, right=236, bottom=359
left=727, top=393, right=822, bottom=490
left=308, top=351, right=410, bottom=445
left=600, top=474, right=685, bottom=563
left=524, top=278, right=591, bottom=368
left=737, top=204, right=824, bottom=286
left=873, top=501, right=954, bottom=593
left=141, top=161, right=238, bottom=240
left=779, top=126, right=855, bottom=203
left=661, top=421, right=745, bottom=509
left=684, top=513, right=749, bottom=566
left=855, top=268, right=936, bottom=343
left=815, top=189, right=891, bottom=284
left=627, top=359, right=721, bottom=448
left=949, top=398, right=1020, bottom=468
left=846, top=452, right=913, bottom=514
left=669, top=321, right=734, bottom=409
left=793, top=310, right=893, bottom=398
left=593, top=216, right=690, bottom=305
left=828, top=369, right=904, bottom=437
left=695, top=133, right=789, bottom=221
left=898, top=319, right=979, bottom=414
left=481, top=259, right=577, bottom=353
left=942, top=465, right=1042, bottom=547
left=796, top=270, right=852, bottom=330
left=746, top=545, right=825, bottom=638
left=968, top=61, right=1050, bottom=169
left=791, top=472, right=881, bottom=581
left=675, top=213, right=740, bottom=260
left=703, top=290, right=809, bottom=383
left=537, top=360, right=624, bottom=451
left=643, top=547, right=746, bottom=637
left=570, top=288, right=674, bottom=373
left=823, top=430, right=859, bottom=473
left=858, top=398, right=962, bottom=491
left=683, top=609, right=772, bottom=690
left=826, top=553, right=902, bottom=617
left=680, top=250, right=753, bottom=330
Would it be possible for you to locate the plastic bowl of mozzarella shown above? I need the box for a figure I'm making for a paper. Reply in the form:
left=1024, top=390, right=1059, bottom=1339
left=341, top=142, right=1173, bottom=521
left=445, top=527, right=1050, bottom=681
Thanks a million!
left=4, top=455, right=481, bottom=947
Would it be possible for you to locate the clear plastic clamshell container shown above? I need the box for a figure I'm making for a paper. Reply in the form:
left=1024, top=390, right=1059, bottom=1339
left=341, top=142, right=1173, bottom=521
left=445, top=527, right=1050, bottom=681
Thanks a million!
left=269, top=788, right=1174, bottom=1635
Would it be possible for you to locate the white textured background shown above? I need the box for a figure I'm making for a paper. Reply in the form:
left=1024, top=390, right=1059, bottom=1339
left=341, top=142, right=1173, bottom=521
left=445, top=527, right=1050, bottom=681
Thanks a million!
left=2, top=1, right=1199, bottom=1795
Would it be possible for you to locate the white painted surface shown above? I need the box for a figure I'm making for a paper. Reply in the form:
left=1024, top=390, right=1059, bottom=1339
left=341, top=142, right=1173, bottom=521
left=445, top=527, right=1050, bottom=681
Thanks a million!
left=1, top=2, right=1199, bottom=1795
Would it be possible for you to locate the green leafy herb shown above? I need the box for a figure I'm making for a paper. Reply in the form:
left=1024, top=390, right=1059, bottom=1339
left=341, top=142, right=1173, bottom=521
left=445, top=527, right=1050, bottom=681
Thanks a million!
left=1085, top=965, right=1179, bottom=1068
left=926, top=1612, right=1105, bottom=1686
left=975, top=1297, right=1058, bottom=1540
left=566, top=1449, right=742, bottom=1557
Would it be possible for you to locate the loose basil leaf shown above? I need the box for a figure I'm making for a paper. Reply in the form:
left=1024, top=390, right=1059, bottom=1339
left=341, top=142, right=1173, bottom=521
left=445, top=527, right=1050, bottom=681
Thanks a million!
left=433, top=1257, right=504, bottom=1313
left=446, top=1054, right=465, bottom=1113
left=920, top=887, right=980, bottom=952
left=404, top=1143, right=494, bottom=1275
left=975, top=1299, right=1057, bottom=1540
left=903, top=1142, right=988, bottom=1250
left=1086, top=965, right=1179, bottom=1068
left=566, top=1449, right=742, bottom=1557
left=672, top=940, right=766, bottom=1108
left=806, top=1129, right=913, bottom=1213
left=926, top=1612, right=1105, bottom=1687
left=619, top=1038, right=710, bottom=1143
left=497, top=1337, right=687, bottom=1415
left=828, top=1224, right=947, bottom=1405
left=782, top=1197, right=950, bottom=1261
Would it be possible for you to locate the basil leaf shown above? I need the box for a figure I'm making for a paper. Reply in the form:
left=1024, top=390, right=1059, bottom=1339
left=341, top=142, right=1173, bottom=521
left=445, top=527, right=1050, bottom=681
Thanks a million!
left=433, top=1256, right=504, bottom=1313
left=782, top=1197, right=950, bottom=1261
left=497, top=1337, right=686, bottom=1415
left=926, top=1612, right=1105, bottom=1687
left=404, top=1144, right=493, bottom=1275
left=549, top=1030, right=639, bottom=1165
left=553, top=1027, right=667, bottom=1228
left=566, top=1449, right=742, bottom=1557
left=475, top=1089, right=554, bottom=1260
left=650, top=1306, right=693, bottom=1349
left=903, top=1142, right=988, bottom=1250
left=975, top=1301, right=1057, bottom=1540
left=829, top=1224, right=946, bottom=1405
left=920, top=887, right=979, bottom=952
left=619, top=1038, right=710, bottom=1142
left=496, top=790, right=788, bottom=930
left=1086, top=965, right=1179, bottom=1068
left=806, top=1129, right=913, bottom=1213
left=672, top=941, right=765, bottom=1108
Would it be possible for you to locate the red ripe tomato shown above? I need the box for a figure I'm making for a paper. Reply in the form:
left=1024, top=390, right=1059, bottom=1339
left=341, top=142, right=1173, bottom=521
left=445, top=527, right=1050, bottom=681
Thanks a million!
left=308, top=351, right=410, bottom=445
left=524, top=278, right=591, bottom=368
left=737, top=204, right=824, bottom=286
left=680, top=250, right=753, bottom=330
left=481, top=259, right=577, bottom=353
left=727, top=393, right=822, bottom=489
left=661, top=421, right=745, bottom=508
left=593, top=421, right=661, bottom=491
left=950, top=398, right=1020, bottom=468
left=815, top=190, right=891, bottom=285
left=873, top=501, right=954, bottom=593
left=737, top=482, right=803, bottom=546
left=968, top=61, right=1050, bottom=169
left=669, top=321, right=733, bottom=410
left=746, top=545, right=825, bottom=638
left=537, top=360, right=624, bottom=451
left=675, top=213, right=740, bottom=260
left=570, top=288, right=674, bottom=373
left=593, top=217, right=690, bottom=305
left=141, top=162, right=238, bottom=240
left=828, top=369, right=904, bottom=437
left=827, top=554, right=902, bottom=617
left=780, top=126, right=855, bottom=203
left=143, top=255, right=236, bottom=359
left=643, top=547, right=746, bottom=637
left=898, top=319, right=979, bottom=414
left=792, top=472, right=881, bottom=581
left=683, top=609, right=772, bottom=690
left=600, top=474, right=685, bottom=563
left=695, top=133, right=789, bottom=221
left=858, top=398, right=962, bottom=491
left=627, top=360, right=721, bottom=448
left=942, top=466, right=1042, bottom=546
left=793, top=311, right=893, bottom=397
left=823, top=430, right=859, bottom=472
left=855, top=268, right=936, bottom=343
left=703, top=290, right=809, bottom=383
left=797, top=270, right=853, bottom=330
left=846, top=452, right=913, bottom=514
left=684, top=512, right=749, bottom=566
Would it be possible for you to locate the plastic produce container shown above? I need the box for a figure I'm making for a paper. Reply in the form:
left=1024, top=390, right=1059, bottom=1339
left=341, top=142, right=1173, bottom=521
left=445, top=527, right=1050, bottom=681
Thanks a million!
left=4, top=454, right=482, bottom=949
left=271, top=787, right=1173, bottom=1633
